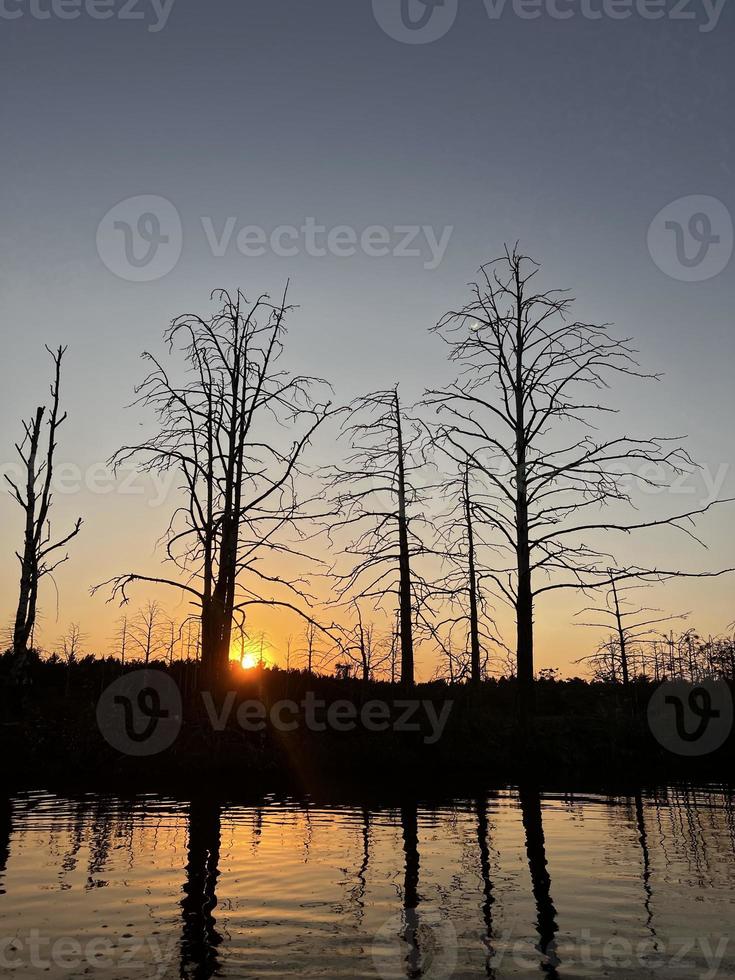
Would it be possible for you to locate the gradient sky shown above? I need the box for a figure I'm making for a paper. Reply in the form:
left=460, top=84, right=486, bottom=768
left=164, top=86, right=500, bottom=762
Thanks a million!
left=1, top=0, right=734, bottom=675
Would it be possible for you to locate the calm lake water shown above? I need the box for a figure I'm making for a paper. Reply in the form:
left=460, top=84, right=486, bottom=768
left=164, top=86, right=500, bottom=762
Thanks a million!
left=1, top=787, right=734, bottom=979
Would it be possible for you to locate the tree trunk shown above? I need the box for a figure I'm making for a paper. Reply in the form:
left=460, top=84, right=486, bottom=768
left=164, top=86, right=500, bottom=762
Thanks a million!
left=610, top=575, right=630, bottom=694
left=514, top=302, right=534, bottom=721
left=12, top=409, right=43, bottom=657
left=395, top=392, right=414, bottom=686
left=464, top=465, right=482, bottom=686
left=516, top=572, right=534, bottom=720
left=200, top=598, right=226, bottom=691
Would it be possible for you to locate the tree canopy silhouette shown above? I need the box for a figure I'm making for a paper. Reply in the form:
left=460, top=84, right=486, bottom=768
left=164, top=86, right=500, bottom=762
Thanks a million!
left=426, top=247, right=727, bottom=717
left=96, top=287, right=333, bottom=688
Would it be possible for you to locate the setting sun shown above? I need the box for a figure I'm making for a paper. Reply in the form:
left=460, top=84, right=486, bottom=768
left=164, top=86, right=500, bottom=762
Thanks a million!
left=240, top=652, right=260, bottom=670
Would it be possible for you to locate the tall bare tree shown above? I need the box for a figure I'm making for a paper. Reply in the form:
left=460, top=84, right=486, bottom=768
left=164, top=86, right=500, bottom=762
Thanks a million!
left=6, top=346, right=82, bottom=660
left=95, top=287, right=333, bottom=688
left=426, top=247, right=727, bottom=719
left=328, top=388, right=429, bottom=686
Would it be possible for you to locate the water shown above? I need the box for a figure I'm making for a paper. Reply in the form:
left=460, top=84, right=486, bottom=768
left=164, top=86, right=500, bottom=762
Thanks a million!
left=1, top=787, right=734, bottom=978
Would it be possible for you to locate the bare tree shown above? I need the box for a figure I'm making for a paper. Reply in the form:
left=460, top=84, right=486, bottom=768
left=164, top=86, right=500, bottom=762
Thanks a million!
left=429, top=636, right=470, bottom=685
left=95, top=287, right=333, bottom=688
left=339, top=602, right=391, bottom=684
left=58, top=622, right=84, bottom=663
left=299, top=621, right=320, bottom=675
left=6, top=346, right=82, bottom=660
left=127, top=600, right=166, bottom=664
left=426, top=247, right=729, bottom=719
left=111, top=613, right=130, bottom=665
left=182, top=616, right=201, bottom=663
left=164, top=616, right=181, bottom=666
left=328, top=388, right=429, bottom=686
left=422, top=459, right=503, bottom=685
left=575, top=575, right=687, bottom=693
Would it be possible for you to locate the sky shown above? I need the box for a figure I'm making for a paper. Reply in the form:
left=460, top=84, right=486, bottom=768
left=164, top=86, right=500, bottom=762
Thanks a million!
left=1, top=0, right=734, bottom=676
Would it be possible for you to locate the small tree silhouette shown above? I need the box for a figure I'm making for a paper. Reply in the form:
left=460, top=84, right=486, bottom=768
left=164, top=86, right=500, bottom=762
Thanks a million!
left=6, top=346, right=82, bottom=663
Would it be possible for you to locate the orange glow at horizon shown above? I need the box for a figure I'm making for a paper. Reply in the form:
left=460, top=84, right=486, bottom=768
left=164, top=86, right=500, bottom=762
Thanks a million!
left=230, top=636, right=274, bottom=670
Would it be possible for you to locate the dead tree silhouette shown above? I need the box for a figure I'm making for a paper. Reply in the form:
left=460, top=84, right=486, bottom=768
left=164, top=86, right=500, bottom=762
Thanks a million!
left=127, top=599, right=167, bottom=664
left=334, top=602, right=383, bottom=683
left=6, top=346, right=82, bottom=663
left=575, top=575, right=687, bottom=695
left=328, top=388, right=430, bottom=686
left=421, top=458, right=503, bottom=686
left=95, top=287, right=335, bottom=689
left=426, top=246, right=730, bottom=721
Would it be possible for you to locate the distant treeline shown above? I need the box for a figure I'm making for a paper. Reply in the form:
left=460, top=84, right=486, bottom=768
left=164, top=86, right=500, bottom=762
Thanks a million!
left=2, top=653, right=734, bottom=790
